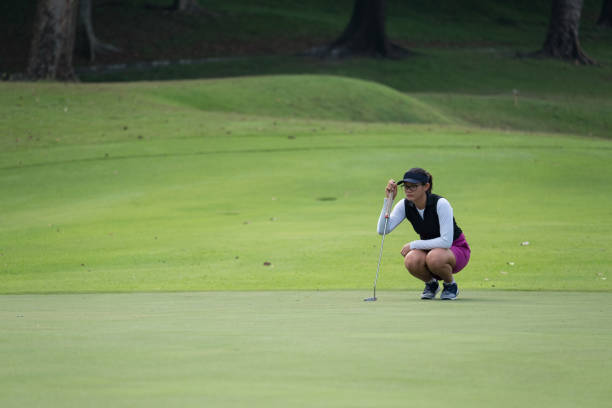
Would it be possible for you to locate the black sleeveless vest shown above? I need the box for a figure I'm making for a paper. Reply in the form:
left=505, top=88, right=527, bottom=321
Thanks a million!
left=404, top=193, right=462, bottom=241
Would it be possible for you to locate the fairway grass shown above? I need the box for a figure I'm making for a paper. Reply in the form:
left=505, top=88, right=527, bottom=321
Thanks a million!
left=1, top=77, right=612, bottom=293
left=1, top=290, right=611, bottom=407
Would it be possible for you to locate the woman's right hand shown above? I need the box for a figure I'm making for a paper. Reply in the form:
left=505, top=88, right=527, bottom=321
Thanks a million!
left=385, top=179, right=397, bottom=199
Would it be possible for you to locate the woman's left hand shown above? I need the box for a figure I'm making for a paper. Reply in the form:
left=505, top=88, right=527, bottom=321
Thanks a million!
left=400, top=243, right=412, bottom=257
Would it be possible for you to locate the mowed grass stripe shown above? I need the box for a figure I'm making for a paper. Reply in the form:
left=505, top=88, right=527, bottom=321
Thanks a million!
left=1, top=291, right=611, bottom=408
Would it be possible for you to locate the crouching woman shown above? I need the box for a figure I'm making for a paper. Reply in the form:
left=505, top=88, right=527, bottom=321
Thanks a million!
left=377, top=168, right=471, bottom=300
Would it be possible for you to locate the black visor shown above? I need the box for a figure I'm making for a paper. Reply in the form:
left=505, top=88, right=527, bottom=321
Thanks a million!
left=399, top=171, right=428, bottom=184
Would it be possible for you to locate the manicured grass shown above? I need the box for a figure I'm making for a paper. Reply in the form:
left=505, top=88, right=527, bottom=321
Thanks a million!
left=77, top=51, right=612, bottom=138
left=2, top=2, right=611, bottom=406
left=1, top=77, right=611, bottom=294
left=1, top=291, right=611, bottom=407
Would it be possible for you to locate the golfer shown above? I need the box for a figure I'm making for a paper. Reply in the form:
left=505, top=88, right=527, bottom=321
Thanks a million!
left=377, top=168, right=471, bottom=300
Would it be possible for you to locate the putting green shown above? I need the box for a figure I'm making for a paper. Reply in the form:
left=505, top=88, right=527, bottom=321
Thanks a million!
left=1, top=291, right=610, bottom=407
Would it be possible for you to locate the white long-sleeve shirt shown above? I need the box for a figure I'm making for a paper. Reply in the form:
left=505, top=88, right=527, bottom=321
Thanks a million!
left=377, top=197, right=454, bottom=250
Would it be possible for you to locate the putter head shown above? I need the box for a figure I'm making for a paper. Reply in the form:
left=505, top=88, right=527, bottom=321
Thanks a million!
left=363, top=297, right=377, bottom=302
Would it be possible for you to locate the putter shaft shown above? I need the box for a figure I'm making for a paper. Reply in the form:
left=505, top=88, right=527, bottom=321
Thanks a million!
left=365, top=196, right=394, bottom=302
left=373, top=216, right=389, bottom=293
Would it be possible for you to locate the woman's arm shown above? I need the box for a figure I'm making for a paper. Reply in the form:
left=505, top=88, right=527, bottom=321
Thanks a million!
left=377, top=198, right=406, bottom=234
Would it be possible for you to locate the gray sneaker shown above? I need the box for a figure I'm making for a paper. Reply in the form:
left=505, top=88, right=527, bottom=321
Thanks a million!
left=440, top=282, right=459, bottom=300
left=421, top=280, right=440, bottom=299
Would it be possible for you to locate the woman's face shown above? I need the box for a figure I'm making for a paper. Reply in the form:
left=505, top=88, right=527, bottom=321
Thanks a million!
left=403, top=183, right=428, bottom=200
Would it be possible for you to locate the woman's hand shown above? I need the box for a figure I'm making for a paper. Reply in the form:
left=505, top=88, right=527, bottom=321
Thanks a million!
left=385, top=179, right=398, bottom=199
left=400, top=243, right=412, bottom=257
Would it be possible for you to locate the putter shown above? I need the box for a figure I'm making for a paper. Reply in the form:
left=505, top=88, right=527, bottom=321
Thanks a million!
left=364, top=192, right=395, bottom=302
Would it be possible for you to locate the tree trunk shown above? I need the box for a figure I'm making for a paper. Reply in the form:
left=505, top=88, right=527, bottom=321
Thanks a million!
left=79, top=0, right=121, bottom=62
left=598, top=0, right=612, bottom=27
left=309, top=0, right=410, bottom=58
left=538, top=0, right=594, bottom=64
left=27, top=0, right=80, bottom=80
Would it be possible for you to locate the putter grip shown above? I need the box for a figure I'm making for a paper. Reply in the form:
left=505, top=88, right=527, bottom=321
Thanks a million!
left=384, top=196, right=394, bottom=218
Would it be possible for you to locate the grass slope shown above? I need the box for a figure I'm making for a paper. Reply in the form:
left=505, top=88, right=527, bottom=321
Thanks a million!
left=1, top=77, right=611, bottom=294
left=2, top=291, right=611, bottom=407
left=78, top=50, right=612, bottom=139
left=144, top=75, right=452, bottom=124
left=0, top=75, right=450, bottom=155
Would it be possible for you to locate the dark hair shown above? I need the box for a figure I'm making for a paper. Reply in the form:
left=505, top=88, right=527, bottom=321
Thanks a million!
left=408, top=167, right=433, bottom=193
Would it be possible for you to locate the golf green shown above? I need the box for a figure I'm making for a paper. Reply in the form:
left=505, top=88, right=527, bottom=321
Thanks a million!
left=1, top=291, right=610, bottom=407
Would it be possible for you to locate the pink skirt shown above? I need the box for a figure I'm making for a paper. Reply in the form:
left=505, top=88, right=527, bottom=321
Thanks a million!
left=450, top=233, right=471, bottom=273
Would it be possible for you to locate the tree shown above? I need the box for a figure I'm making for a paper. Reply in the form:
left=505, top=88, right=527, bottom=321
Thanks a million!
left=536, top=0, right=594, bottom=64
left=598, top=0, right=612, bottom=27
left=27, top=0, right=80, bottom=80
left=79, top=0, right=121, bottom=62
left=309, top=0, right=410, bottom=58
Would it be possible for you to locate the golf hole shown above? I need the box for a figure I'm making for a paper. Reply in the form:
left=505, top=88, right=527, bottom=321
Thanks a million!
left=317, top=197, right=337, bottom=201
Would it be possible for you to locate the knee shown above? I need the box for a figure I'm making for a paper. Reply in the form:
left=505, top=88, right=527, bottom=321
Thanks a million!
left=404, top=252, right=425, bottom=271
left=425, top=250, right=449, bottom=270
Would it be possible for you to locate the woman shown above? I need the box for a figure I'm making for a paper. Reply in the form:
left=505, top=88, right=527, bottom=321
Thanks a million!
left=377, top=168, right=471, bottom=300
